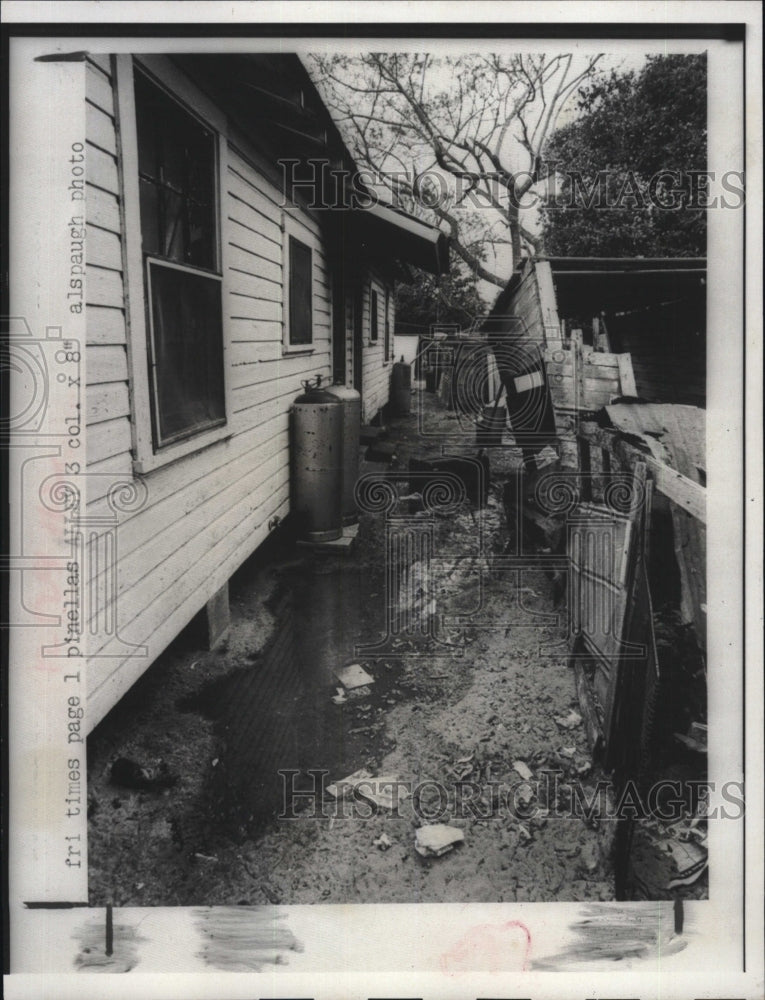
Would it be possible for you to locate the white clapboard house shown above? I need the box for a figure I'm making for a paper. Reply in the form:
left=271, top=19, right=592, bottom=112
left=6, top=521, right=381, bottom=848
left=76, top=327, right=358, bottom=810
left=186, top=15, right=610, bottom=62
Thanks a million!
left=83, top=52, right=448, bottom=728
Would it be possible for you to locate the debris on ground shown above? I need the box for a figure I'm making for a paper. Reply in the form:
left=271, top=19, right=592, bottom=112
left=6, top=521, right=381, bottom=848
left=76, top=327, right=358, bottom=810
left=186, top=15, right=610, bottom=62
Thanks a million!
left=514, top=783, right=535, bottom=809
left=673, top=721, right=707, bottom=754
left=109, top=757, right=178, bottom=791
left=512, top=760, right=533, bottom=780
left=414, top=824, right=465, bottom=858
left=578, top=841, right=600, bottom=873
left=326, top=768, right=372, bottom=799
left=554, top=710, right=583, bottom=730
left=517, top=823, right=532, bottom=844
left=330, top=687, right=348, bottom=705
left=355, top=776, right=409, bottom=811
left=449, top=752, right=475, bottom=779
left=665, top=838, right=708, bottom=889
left=334, top=662, right=374, bottom=691
left=373, top=833, right=392, bottom=851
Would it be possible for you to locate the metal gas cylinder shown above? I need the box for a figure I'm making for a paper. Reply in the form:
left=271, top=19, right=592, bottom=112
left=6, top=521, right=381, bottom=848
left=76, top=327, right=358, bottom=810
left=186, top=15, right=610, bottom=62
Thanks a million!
left=290, top=375, right=343, bottom=541
left=390, top=356, right=412, bottom=416
left=324, top=382, right=361, bottom=525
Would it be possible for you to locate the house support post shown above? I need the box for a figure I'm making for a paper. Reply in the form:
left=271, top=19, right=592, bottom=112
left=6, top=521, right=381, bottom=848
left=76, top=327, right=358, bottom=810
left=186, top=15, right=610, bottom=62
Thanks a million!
left=205, top=582, right=230, bottom=650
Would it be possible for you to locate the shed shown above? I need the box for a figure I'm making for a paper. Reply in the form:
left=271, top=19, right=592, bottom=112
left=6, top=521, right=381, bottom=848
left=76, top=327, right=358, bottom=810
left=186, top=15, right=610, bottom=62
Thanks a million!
left=521, top=257, right=706, bottom=407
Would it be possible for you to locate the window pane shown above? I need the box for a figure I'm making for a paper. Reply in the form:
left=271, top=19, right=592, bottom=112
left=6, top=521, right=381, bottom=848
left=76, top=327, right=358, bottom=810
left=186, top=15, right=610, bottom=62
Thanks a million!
left=289, top=237, right=313, bottom=345
left=148, top=262, right=225, bottom=446
left=135, top=70, right=216, bottom=271
left=371, top=289, right=378, bottom=340
left=384, top=291, right=390, bottom=357
left=138, top=178, right=160, bottom=256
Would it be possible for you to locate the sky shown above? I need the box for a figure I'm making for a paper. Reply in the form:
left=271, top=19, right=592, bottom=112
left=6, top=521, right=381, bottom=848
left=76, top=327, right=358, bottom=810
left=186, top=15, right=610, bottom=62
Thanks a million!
left=306, top=49, right=657, bottom=301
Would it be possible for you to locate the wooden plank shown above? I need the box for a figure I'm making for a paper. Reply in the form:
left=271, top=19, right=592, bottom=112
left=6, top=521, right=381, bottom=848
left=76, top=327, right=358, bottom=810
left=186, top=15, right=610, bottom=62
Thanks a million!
left=228, top=314, right=282, bottom=341
left=617, top=353, right=638, bottom=397
left=232, top=339, right=325, bottom=373
left=86, top=100, right=117, bottom=155
left=227, top=159, right=287, bottom=219
left=86, top=305, right=126, bottom=346
left=86, top=62, right=115, bottom=115
left=578, top=424, right=706, bottom=523
left=658, top=404, right=705, bottom=479
left=582, top=364, right=622, bottom=383
left=86, top=223, right=122, bottom=270
left=86, top=143, right=119, bottom=196
left=535, top=260, right=560, bottom=341
left=645, top=462, right=705, bottom=522
left=86, top=53, right=112, bottom=76
left=87, top=344, right=128, bottom=384
left=584, top=379, right=619, bottom=401
left=573, top=334, right=584, bottom=410
left=86, top=184, right=121, bottom=233
left=586, top=353, right=620, bottom=368
left=88, top=415, right=132, bottom=465
left=228, top=294, right=282, bottom=325
left=84, top=451, right=133, bottom=496
left=544, top=360, right=575, bottom=377
left=86, top=265, right=124, bottom=308
left=227, top=184, right=283, bottom=243
left=87, top=382, right=130, bottom=424
left=574, top=656, right=603, bottom=752
left=228, top=243, right=283, bottom=285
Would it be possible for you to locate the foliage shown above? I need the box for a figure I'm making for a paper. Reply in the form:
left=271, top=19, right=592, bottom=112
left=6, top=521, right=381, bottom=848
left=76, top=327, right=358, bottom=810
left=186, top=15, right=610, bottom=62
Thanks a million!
left=539, top=55, right=707, bottom=257
left=395, top=251, right=486, bottom=332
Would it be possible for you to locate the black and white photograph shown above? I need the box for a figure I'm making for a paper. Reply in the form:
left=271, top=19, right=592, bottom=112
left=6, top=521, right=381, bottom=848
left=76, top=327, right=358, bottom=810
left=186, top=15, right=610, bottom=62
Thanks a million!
left=2, top=2, right=762, bottom=997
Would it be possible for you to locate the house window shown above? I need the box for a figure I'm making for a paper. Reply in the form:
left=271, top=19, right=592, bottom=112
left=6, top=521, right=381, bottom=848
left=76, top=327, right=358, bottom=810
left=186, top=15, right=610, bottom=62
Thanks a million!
left=371, top=288, right=379, bottom=341
left=134, top=69, right=225, bottom=449
left=384, top=289, right=391, bottom=359
left=288, top=235, right=313, bottom=346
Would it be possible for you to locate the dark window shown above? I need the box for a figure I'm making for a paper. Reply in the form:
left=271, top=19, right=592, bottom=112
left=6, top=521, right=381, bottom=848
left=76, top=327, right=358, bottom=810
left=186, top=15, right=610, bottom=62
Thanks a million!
left=371, top=288, right=379, bottom=341
left=147, top=262, right=225, bottom=444
left=135, top=69, right=225, bottom=450
left=135, top=71, right=217, bottom=270
left=288, top=236, right=313, bottom=345
left=384, top=289, right=391, bottom=358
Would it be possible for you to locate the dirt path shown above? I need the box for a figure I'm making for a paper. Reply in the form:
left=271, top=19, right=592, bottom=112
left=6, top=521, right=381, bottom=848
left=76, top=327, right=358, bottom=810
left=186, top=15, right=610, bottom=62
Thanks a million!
left=87, top=394, right=615, bottom=906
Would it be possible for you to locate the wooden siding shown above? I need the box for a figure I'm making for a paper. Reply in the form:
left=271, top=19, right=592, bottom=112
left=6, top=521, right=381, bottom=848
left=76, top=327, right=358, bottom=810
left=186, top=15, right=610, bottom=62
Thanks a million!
left=361, top=272, right=393, bottom=422
left=506, top=261, right=545, bottom=342
left=85, top=61, right=337, bottom=730
left=84, top=54, right=133, bottom=498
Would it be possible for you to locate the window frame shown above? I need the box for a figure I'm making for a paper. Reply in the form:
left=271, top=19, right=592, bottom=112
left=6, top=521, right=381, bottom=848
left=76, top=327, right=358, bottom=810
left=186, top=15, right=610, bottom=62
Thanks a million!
left=370, top=286, right=379, bottom=342
left=116, top=54, right=233, bottom=474
left=384, top=286, right=392, bottom=361
left=281, top=211, right=317, bottom=356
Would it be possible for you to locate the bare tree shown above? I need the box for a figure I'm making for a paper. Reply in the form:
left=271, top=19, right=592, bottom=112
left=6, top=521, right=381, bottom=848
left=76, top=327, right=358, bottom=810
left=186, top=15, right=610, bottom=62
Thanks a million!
left=310, top=53, right=602, bottom=286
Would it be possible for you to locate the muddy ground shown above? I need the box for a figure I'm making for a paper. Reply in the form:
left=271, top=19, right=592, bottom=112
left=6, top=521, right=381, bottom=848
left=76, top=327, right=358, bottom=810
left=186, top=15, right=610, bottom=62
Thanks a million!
left=87, top=392, right=698, bottom=906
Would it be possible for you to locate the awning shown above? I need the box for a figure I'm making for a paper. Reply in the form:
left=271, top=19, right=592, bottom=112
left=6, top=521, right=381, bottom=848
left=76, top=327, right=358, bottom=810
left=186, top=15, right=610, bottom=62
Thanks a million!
left=349, top=202, right=450, bottom=276
left=171, top=54, right=450, bottom=277
left=546, top=257, right=706, bottom=314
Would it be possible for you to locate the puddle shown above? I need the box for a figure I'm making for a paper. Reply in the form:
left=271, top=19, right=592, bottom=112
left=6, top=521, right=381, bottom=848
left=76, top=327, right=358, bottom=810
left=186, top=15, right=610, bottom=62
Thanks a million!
left=183, top=561, right=421, bottom=835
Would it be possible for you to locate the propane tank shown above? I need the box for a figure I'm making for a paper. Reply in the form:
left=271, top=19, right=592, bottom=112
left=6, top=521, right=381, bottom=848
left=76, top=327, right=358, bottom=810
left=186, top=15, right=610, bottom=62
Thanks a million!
left=291, top=375, right=343, bottom=542
left=390, top=355, right=412, bottom=416
left=324, top=382, right=361, bottom=525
